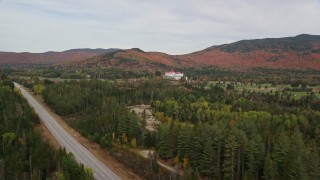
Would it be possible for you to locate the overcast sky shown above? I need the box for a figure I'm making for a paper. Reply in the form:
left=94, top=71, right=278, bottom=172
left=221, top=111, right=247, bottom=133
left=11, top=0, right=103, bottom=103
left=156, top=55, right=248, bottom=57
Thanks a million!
left=1, top=0, right=320, bottom=54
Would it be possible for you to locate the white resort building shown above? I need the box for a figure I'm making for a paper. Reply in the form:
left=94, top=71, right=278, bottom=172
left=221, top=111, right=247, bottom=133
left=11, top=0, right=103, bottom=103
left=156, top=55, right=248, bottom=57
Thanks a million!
left=163, top=71, right=184, bottom=80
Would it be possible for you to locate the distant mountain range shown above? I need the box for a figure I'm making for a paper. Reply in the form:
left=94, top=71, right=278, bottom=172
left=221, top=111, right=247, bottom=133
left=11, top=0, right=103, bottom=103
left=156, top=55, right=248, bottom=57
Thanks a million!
left=0, top=48, right=120, bottom=66
left=1, top=34, right=320, bottom=71
left=178, top=34, right=320, bottom=70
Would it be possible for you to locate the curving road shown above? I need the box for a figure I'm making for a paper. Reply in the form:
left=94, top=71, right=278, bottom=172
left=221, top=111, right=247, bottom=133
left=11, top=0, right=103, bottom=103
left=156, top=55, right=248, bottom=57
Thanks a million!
left=14, top=82, right=120, bottom=180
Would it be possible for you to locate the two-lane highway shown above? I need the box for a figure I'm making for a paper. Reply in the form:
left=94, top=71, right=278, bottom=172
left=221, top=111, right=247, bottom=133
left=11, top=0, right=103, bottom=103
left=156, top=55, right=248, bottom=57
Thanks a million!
left=14, top=82, right=120, bottom=180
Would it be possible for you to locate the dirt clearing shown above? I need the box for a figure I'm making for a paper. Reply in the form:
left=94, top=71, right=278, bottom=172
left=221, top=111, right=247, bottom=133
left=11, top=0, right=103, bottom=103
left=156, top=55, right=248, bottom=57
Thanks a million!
left=128, top=104, right=159, bottom=131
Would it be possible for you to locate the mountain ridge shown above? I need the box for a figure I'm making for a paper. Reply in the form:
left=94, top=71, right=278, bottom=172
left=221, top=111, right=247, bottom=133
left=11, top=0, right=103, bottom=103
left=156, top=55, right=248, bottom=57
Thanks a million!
left=1, top=34, right=320, bottom=70
left=69, top=34, right=320, bottom=71
left=0, top=48, right=121, bottom=66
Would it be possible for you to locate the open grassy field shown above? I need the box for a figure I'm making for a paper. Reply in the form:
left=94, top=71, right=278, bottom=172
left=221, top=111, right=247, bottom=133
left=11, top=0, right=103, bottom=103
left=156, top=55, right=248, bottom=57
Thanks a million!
left=207, top=81, right=320, bottom=99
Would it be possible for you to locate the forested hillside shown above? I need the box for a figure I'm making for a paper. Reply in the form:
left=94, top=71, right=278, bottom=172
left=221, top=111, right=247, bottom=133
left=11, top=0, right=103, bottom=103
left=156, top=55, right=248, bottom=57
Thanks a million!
left=0, top=72, right=94, bottom=179
left=179, top=34, right=320, bottom=70
left=30, top=78, right=320, bottom=179
left=63, top=34, right=320, bottom=71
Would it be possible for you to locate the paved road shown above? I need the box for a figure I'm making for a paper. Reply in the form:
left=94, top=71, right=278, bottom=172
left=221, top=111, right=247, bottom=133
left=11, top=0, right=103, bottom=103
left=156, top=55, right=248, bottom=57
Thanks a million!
left=14, top=82, right=120, bottom=180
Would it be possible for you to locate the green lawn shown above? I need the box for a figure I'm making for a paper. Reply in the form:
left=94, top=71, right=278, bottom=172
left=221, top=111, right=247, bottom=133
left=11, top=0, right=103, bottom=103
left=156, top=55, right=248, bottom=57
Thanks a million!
left=206, top=81, right=320, bottom=99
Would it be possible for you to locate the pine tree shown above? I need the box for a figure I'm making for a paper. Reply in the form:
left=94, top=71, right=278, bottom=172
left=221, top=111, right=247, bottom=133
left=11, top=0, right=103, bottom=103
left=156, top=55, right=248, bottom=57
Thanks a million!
left=168, top=122, right=179, bottom=158
left=263, top=153, right=278, bottom=180
left=188, top=124, right=210, bottom=169
left=246, top=134, right=265, bottom=180
left=306, top=151, right=320, bottom=179
left=199, top=138, right=214, bottom=178
left=127, top=113, right=140, bottom=141
left=287, top=128, right=308, bottom=180
left=211, top=124, right=224, bottom=180
left=235, top=128, right=248, bottom=180
left=223, top=134, right=239, bottom=180
left=272, top=132, right=290, bottom=179
left=177, top=125, right=192, bottom=158
left=157, top=124, right=172, bottom=159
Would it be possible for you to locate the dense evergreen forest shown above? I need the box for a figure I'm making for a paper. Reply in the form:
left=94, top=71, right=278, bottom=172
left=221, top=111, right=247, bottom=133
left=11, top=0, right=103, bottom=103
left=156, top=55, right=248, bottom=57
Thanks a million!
left=0, top=72, right=94, bottom=179
left=24, top=78, right=320, bottom=179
